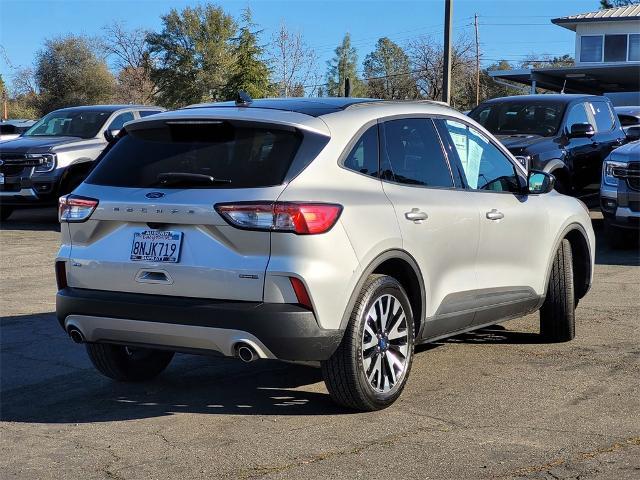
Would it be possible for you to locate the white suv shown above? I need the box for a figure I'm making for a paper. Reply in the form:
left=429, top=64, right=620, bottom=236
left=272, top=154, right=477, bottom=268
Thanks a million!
left=55, top=98, right=595, bottom=411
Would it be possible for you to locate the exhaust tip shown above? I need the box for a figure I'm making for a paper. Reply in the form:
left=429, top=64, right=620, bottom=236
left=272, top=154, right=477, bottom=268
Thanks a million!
left=237, top=344, right=257, bottom=363
left=68, top=328, right=85, bottom=344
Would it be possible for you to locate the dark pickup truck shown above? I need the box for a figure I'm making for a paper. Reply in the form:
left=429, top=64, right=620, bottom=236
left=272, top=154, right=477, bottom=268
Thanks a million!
left=469, top=94, right=627, bottom=195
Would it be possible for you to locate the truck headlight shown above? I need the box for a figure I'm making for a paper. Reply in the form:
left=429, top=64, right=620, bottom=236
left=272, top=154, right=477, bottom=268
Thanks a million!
left=603, top=160, right=627, bottom=187
left=29, top=153, right=57, bottom=173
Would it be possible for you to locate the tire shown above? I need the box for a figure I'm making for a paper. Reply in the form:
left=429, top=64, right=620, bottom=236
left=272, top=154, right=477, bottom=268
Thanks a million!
left=322, top=274, right=415, bottom=411
left=540, top=239, right=575, bottom=342
left=86, top=343, right=174, bottom=382
left=0, top=206, right=14, bottom=221
left=553, top=177, right=569, bottom=195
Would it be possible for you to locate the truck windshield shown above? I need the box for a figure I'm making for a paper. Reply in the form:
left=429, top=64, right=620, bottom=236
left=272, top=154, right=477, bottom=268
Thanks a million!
left=23, top=110, right=110, bottom=139
left=470, top=101, right=566, bottom=137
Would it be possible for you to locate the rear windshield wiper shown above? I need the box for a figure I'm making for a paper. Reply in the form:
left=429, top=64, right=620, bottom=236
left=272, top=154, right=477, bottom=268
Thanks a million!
left=156, top=172, right=231, bottom=186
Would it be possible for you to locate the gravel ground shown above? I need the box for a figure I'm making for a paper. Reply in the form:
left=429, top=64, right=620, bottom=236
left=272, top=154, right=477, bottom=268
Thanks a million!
left=1, top=207, right=639, bottom=480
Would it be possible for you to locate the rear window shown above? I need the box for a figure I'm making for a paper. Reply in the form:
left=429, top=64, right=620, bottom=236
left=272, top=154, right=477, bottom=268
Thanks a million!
left=86, top=122, right=303, bottom=189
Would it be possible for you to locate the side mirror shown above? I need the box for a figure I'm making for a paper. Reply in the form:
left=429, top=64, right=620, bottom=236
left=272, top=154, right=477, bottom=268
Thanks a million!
left=625, top=125, right=640, bottom=141
left=528, top=170, right=555, bottom=194
left=569, top=122, right=595, bottom=138
left=104, top=129, right=121, bottom=143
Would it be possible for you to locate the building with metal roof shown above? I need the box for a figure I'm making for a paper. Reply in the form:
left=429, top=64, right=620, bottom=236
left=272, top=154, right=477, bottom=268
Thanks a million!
left=490, top=5, right=640, bottom=105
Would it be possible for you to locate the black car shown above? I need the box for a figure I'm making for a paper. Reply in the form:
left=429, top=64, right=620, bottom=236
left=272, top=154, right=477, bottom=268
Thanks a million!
left=469, top=94, right=627, bottom=195
left=615, top=106, right=640, bottom=141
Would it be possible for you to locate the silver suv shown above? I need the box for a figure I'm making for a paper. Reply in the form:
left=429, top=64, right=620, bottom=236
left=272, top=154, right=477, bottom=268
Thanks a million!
left=55, top=98, right=595, bottom=411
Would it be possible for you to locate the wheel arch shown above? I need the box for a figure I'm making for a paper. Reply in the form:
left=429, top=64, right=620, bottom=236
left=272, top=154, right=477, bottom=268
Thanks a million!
left=544, top=223, right=592, bottom=302
left=340, top=250, right=426, bottom=337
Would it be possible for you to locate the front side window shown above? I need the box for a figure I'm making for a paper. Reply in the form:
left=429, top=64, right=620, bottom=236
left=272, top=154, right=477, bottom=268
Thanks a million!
left=379, top=118, right=452, bottom=188
left=589, top=101, right=615, bottom=132
left=565, top=103, right=592, bottom=130
left=108, top=112, right=135, bottom=131
left=604, top=34, right=627, bottom=62
left=581, top=36, right=603, bottom=63
left=442, top=120, right=520, bottom=193
left=629, top=34, right=640, bottom=61
left=23, top=110, right=110, bottom=139
left=343, top=125, right=379, bottom=177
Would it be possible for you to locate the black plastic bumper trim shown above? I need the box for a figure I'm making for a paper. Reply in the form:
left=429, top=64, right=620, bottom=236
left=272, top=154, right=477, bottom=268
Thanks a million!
left=56, top=287, right=343, bottom=361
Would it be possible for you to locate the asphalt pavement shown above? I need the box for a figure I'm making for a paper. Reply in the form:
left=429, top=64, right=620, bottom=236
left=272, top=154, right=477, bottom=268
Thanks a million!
left=1, top=207, right=639, bottom=479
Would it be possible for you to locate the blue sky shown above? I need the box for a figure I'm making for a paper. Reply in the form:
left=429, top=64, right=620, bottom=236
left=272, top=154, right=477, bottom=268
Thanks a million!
left=0, top=0, right=601, bottom=89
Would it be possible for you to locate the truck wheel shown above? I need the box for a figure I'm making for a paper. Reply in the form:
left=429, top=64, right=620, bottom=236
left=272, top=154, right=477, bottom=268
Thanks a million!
left=0, top=206, right=14, bottom=221
left=86, top=343, right=174, bottom=382
left=322, top=274, right=415, bottom=411
left=540, top=239, right=575, bottom=342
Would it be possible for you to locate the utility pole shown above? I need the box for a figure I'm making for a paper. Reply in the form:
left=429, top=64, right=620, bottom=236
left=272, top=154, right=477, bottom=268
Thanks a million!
left=474, top=13, right=480, bottom=106
left=442, top=0, right=453, bottom=104
left=344, top=77, right=351, bottom=97
left=2, top=87, right=7, bottom=121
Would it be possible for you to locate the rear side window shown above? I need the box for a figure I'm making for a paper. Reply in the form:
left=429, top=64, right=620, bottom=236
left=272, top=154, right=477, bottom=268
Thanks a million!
left=589, top=102, right=615, bottom=132
left=139, top=110, right=163, bottom=118
left=618, top=114, right=639, bottom=127
left=108, top=111, right=135, bottom=131
left=379, top=118, right=452, bottom=188
left=87, top=122, right=302, bottom=188
left=343, top=125, right=379, bottom=177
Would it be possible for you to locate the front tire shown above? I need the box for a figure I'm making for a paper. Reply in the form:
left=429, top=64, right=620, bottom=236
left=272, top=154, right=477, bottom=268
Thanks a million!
left=322, top=274, right=415, bottom=411
left=86, top=343, right=174, bottom=382
left=540, top=239, right=575, bottom=342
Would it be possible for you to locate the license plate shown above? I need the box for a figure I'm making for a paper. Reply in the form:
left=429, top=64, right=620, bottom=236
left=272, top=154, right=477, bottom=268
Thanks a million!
left=0, top=173, right=4, bottom=185
left=130, top=230, right=182, bottom=263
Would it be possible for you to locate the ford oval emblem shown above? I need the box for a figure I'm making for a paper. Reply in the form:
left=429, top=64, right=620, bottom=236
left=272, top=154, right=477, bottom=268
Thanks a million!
left=145, top=192, right=165, bottom=199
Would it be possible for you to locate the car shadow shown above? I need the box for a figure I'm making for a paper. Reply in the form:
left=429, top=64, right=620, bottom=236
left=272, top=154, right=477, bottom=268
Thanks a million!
left=591, top=216, right=640, bottom=266
left=0, top=207, right=60, bottom=232
left=443, top=324, right=545, bottom=345
left=0, top=313, right=349, bottom=424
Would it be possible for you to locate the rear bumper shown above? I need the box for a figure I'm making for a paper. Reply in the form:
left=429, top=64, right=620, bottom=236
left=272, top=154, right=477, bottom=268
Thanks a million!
left=56, top=287, right=343, bottom=361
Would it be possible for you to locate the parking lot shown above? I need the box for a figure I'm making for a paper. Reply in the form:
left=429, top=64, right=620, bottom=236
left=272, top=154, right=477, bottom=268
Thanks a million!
left=1, top=208, right=639, bottom=480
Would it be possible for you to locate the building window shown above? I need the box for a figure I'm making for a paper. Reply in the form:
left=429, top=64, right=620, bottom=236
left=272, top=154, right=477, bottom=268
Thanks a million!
left=629, top=34, right=640, bottom=61
left=580, top=36, right=603, bottom=62
left=604, top=34, right=628, bottom=62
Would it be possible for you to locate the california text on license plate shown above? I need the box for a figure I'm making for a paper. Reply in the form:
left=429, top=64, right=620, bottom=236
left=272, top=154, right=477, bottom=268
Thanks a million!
left=130, top=230, right=183, bottom=263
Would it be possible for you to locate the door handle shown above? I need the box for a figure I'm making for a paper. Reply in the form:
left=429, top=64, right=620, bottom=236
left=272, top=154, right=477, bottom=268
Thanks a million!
left=486, top=209, right=504, bottom=221
left=405, top=208, right=428, bottom=222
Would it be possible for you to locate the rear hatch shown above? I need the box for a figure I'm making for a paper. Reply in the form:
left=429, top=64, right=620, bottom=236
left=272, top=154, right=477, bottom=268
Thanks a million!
left=65, top=114, right=327, bottom=302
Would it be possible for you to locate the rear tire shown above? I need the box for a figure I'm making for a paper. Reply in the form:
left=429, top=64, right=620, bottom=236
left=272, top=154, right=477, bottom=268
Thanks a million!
left=540, top=239, right=575, bottom=342
left=0, top=206, right=14, bottom=221
left=86, top=343, right=174, bottom=382
left=322, top=274, right=415, bottom=411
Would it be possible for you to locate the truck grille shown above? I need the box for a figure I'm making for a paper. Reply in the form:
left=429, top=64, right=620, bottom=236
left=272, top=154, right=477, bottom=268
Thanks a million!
left=626, top=162, right=640, bottom=192
left=0, top=153, right=42, bottom=177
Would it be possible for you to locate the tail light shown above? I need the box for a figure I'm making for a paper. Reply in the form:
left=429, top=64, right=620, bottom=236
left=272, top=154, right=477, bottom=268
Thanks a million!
left=215, top=202, right=342, bottom=235
left=290, top=277, right=313, bottom=310
left=59, top=195, right=99, bottom=222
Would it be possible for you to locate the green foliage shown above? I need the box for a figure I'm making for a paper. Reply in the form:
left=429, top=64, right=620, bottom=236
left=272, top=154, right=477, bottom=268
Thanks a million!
left=326, top=34, right=365, bottom=97
left=222, top=8, right=274, bottom=100
left=600, top=0, right=639, bottom=9
left=146, top=4, right=237, bottom=107
left=363, top=37, right=417, bottom=99
left=35, top=35, right=115, bottom=112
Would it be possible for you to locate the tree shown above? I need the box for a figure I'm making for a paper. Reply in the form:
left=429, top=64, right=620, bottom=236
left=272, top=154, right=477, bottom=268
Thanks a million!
left=600, top=0, right=639, bottom=9
left=326, top=33, right=365, bottom=97
left=102, top=22, right=157, bottom=104
left=35, top=35, right=115, bottom=113
left=363, top=37, right=417, bottom=99
left=146, top=4, right=236, bottom=107
left=222, top=8, right=273, bottom=100
left=408, top=34, right=476, bottom=110
left=520, top=54, right=574, bottom=69
left=480, top=60, right=524, bottom=101
left=270, top=22, right=320, bottom=97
